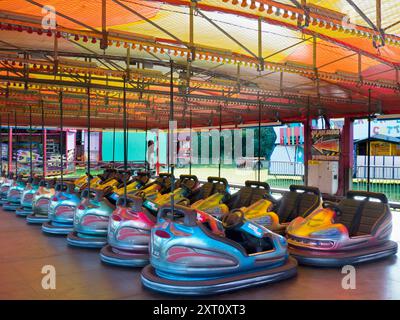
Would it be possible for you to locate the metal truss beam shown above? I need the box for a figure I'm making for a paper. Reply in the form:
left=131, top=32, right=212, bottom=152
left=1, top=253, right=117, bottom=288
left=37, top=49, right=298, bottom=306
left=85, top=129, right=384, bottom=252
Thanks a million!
left=344, top=0, right=385, bottom=47
left=194, top=8, right=259, bottom=61
left=111, top=0, right=188, bottom=48
left=264, top=37, right=312, bottom=60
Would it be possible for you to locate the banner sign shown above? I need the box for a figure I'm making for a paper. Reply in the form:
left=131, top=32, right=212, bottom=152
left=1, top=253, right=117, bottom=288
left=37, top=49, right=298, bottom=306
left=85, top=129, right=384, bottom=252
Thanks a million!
left=311, top=129, right=340, bottom=161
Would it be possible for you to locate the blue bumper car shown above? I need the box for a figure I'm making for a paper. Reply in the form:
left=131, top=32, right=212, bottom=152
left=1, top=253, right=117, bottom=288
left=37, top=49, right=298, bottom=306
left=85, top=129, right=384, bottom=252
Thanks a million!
left=42, top=182, right=80, bottom=235
left=141, top=205, right=297, bottom=296
left=26, top=178, right=57, bottom=224
left=67, top=188, right=115, bottom=248
left=3, top=175, right=26, bottom=211
left=15, top=176, right=41, bottom=217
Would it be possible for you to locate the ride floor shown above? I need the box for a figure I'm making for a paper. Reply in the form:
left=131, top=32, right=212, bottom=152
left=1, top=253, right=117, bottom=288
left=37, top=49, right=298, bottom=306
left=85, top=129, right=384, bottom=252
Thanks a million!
left=0, top=208, right=399, bottom=300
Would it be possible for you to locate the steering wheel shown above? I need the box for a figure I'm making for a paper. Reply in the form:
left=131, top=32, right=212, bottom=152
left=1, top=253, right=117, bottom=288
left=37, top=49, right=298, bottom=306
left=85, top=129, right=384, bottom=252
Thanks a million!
left=135, top=190, right=146, bottom=198
left=222, top=210, right=244, bottom=230
left=177, top=197, right=191, bottom=206
left=322, top=201, right=342, bottom=216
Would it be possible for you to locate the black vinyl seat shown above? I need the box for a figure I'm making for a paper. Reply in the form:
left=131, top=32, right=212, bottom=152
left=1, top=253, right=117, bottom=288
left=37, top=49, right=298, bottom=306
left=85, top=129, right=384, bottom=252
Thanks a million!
left=226, top=181, right=270, bottom=211
left=190, top=177, right=229, bottom=203
left=334, top=191, right=390, bottom=237
left=277, top=185, right=321, bottom=223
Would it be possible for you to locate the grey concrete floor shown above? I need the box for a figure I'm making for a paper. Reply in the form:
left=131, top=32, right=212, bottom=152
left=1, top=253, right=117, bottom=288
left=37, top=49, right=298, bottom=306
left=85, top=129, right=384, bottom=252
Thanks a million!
left=0, top=208, right=399, bottom=300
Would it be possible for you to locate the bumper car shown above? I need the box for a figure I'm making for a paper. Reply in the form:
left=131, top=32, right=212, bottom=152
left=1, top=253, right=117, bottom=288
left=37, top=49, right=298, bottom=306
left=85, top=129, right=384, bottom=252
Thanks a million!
left=0, top=173, right=15, bottom=205
left=244, top=185, right=322, bottom=234
left=67, top=188, right=116, bottom=248
left=3, top=175, right=26, bottom=211
left=15, top=176, right=41, bottom=217
left=287, top=190, right=398, bottom=267
left=100, top=174, right=200, bottom=266
left=41, top=182, right=81, bottom=235
left=107, top=171, right=150, bottom=205
left=26, top=178, right=57, bottom=224
left=141, top=204, right=297, bottom=296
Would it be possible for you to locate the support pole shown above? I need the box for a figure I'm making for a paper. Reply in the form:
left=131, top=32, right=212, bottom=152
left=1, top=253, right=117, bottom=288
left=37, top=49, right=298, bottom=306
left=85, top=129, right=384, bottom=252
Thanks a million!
left=189, top=0, right=195, bottom=61
left=376, top=0, right=382, bottom=31
left=258, top=16, right=264, bottom=71
left=100, top=0, right=108, bottom=50
left=313, top=36, right=318, bottom=79
left=338, top=117, right=354, bottom=196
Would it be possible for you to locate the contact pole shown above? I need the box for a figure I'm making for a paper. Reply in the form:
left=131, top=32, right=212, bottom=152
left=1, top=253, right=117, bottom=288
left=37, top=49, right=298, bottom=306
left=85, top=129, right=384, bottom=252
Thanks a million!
left=144, top=117, right=148, bottom=171
left=218, top=104, right=222, bottom=178
left=112, top=120, right=116, bottom=166
left=258, top=95, right=261, bottom=182
left=14, top=110, right=17, bottom=177
left=29, top=105, right=33, bottom=179
left=123, top=76, right=128, bottom=201
left=169, top=59, right=175, bottom=214
left=0, top=115, right=3, bottom=173
left=87, top=87, right=91, bottom=192
left=59, top=92, right=64, bottom=185
left=41, top=101, right=46, bottom=178
left=189, top=108, right=192, bottom=175
left=7, top=114, right=11, bottom=175
left=367, top=89, right=371, bottom=192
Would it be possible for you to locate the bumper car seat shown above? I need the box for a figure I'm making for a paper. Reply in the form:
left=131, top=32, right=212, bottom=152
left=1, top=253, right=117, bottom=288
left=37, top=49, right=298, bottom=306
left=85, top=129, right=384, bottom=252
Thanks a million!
left=67, top=188, right=116, bottom=248
left=129, top=172, right=174, bottom=200
left=42, top=182, right=80, bottom=235
left=107, top=171, right=150, bottom=205
left=245, top=185, right=322, bottom=234
left=141, top=204, right=297, bottom=296
left=287, top=190, right=398, bottom=266
left=189, top=176, right=231, bottom=216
